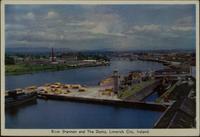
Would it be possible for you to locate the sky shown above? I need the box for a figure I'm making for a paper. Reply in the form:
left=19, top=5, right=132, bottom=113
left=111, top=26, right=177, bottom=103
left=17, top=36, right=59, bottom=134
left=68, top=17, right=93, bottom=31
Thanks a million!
left=5, top=4, right=196, bottom=51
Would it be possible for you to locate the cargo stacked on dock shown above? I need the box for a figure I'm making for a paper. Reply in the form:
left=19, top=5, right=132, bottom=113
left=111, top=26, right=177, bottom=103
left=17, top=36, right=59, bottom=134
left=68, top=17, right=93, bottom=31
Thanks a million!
left=37, top=83, right=87, bottom=95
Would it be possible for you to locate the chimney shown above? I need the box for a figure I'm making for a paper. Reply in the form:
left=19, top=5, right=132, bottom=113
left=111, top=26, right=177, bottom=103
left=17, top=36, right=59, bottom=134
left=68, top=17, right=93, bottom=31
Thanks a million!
left=52, top=48, right=54, bottom=62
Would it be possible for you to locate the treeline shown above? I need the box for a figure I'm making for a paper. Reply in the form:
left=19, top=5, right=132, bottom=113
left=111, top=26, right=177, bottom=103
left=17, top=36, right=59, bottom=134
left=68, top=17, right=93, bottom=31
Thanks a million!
left=5, top=55, right=15, bottom=65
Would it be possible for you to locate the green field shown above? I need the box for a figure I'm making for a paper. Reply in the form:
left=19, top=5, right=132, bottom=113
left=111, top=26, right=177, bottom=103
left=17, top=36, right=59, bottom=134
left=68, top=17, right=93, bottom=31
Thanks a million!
left=119, top=80, right=155, bottom=99
left=5, top=64, right=69, bottom=75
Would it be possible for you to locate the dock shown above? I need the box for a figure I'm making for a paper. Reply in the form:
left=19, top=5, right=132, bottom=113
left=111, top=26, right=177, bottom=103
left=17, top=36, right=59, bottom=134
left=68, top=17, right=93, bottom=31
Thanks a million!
left=5, top=81, right=168, bottom=111
left=38, top=92, right=168, bottom=111
left=35, top=82, right=168, bottom=111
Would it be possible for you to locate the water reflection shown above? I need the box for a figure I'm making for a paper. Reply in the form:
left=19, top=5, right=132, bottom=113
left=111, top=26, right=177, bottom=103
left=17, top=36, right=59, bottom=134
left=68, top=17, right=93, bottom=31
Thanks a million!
left=6, top=100, right=37, bottom=115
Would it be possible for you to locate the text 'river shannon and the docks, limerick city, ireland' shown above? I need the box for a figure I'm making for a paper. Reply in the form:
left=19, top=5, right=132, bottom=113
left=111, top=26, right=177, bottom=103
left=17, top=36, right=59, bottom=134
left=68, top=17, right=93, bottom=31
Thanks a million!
left=2, top=2, right=198, bottom=134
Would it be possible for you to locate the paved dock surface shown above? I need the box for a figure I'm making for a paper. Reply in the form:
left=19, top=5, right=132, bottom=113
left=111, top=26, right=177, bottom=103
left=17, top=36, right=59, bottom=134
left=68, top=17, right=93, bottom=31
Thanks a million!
left=64, top=86, right=120, bottom=100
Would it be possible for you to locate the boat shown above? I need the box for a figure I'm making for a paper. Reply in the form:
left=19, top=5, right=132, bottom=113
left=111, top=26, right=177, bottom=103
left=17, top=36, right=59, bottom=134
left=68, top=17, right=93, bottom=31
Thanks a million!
left=5, top=90, right=37, bottom=109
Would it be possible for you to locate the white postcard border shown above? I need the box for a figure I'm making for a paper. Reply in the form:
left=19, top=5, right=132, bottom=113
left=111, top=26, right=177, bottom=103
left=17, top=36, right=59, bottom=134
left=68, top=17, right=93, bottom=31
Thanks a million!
left=1, top=0, right=199, bottom=136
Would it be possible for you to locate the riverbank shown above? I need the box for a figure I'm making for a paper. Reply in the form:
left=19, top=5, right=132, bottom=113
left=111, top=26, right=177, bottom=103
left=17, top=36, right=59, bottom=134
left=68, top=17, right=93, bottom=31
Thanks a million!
left=5, top=62, right=109, bottom=75
left=6, top=64, right=67, bottom=75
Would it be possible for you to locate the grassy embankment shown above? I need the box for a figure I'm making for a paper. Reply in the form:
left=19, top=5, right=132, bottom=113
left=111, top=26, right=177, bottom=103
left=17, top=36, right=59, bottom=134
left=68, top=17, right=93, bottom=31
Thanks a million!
left=5, top=64, right=70, bottom=75
left=118, top=80, right=155, bottom=99
left=5, top=62, right=108, bottom=75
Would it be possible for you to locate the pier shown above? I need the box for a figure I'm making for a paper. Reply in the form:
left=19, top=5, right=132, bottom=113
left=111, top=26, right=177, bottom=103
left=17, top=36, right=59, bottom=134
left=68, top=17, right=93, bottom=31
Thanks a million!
left=6, top=81, right=168, bottom=112
left=34, top=78, right=169, bottom=112
left=38, top=92, right=168, bottom=111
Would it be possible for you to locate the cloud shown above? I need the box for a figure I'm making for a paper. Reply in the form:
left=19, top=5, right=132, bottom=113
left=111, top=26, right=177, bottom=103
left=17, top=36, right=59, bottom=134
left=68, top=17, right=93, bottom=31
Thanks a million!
left=5, top=5, right=196, bottom=50
left=175, top=16, right=194, bottom=26
left=85, top=13, right=125, bottom=37
left=6, top=24, right=27, bottom=30
left=169, top=16, right=195, bottom=32
left=126, top=24, right=161, bottom=34
left=134, top=24, right=161, bottom=32
left=65, top=21, right=95, bottom=27
left=125, top=16, right=194, bottom=39
left=26, top=12, right=35, bottom=20
left=46, top=11, right=59, bottom=19
left=170, top=26, right=194, bottom=32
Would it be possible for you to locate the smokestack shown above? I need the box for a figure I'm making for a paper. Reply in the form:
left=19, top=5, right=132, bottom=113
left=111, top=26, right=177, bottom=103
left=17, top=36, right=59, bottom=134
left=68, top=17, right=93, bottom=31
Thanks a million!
left=52, top=48, right=54, bottom=62
left=50, top=48, right=56, bottom=62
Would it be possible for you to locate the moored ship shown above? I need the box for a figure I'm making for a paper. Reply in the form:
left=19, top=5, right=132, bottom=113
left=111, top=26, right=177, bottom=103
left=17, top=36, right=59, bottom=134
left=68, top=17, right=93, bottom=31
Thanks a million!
left=5, top=89, right=37, bottom=109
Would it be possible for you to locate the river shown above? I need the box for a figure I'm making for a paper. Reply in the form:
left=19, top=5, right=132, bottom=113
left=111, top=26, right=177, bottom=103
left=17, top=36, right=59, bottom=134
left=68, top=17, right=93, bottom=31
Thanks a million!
left=5, top=60, right=164, bottom=128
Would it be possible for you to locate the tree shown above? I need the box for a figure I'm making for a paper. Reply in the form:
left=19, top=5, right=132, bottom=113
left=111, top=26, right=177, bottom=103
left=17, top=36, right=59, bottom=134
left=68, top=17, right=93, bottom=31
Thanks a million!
left=5, top=55, right=15, bottom=65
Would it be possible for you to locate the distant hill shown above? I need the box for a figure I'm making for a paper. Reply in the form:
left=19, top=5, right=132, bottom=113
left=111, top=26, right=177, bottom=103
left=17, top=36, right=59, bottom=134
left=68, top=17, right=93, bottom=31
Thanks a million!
left=5, top=47, right=195, bottom=55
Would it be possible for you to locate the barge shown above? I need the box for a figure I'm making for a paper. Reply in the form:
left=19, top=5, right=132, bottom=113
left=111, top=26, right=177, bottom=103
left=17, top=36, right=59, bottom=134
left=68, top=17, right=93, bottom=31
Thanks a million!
left=5, top=90, right=37, bottom=109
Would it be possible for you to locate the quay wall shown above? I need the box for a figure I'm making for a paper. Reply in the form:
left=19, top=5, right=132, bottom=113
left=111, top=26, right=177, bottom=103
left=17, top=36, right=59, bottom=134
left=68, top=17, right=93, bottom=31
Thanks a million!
left=37, top=93, right=167, bottom=112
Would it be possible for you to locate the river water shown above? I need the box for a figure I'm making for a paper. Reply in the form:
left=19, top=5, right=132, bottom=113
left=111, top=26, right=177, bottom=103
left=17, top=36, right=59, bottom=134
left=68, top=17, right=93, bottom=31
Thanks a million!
left=5, top=60, right=164, bottom=128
